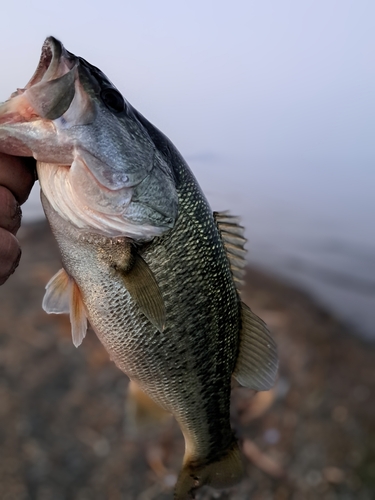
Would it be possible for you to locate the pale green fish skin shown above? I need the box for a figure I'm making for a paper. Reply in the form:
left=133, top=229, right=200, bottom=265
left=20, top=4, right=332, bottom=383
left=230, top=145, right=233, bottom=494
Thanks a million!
left=42, top=130, right=240, bottom=462
left=0, top=37, right=278, bottom=499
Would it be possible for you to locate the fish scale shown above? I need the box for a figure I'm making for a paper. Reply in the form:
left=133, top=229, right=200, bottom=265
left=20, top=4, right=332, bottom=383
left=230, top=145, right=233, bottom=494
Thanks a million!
left=44, top=154, right=240, bottom=465
left=0, top=37, right=278, bottom=499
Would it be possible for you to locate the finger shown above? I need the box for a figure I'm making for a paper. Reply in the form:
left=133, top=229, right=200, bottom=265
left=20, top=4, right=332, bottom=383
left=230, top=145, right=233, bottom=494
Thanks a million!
left=0, top=228, right=21, bottom=285
left=0, top=153, right=36, bottom=204
left=0, top=186, right=22, bottom=234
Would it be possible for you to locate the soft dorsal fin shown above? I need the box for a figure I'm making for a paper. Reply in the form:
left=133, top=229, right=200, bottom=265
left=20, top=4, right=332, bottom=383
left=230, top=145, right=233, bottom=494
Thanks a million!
left=233, top=302, right=278, bottom=391
left=214, top=211, right=247, bottom=287
left=116, top=253, right=166, bottom=332
left=42, top=268, right=88, bottom=348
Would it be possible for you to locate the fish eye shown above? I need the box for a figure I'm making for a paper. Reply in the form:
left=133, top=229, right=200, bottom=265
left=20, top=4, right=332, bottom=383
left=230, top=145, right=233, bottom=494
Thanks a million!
left=100, top=88, right=126, bottom=114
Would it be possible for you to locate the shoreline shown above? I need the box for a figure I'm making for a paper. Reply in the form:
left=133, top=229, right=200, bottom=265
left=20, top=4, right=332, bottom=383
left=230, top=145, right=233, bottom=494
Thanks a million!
left=0, top=220, right=374, bottom=499
left=21, top=209, right=375, bottom=342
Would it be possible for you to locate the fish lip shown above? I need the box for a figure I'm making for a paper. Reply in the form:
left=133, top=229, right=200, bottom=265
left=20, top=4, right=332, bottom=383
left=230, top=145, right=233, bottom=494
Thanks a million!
left=25, top=36, right=76, bottom=89
left=0, top=37, right=77, bottom=127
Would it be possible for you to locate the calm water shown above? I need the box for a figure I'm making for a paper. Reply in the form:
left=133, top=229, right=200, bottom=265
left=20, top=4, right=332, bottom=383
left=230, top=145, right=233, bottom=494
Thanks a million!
left=1, top=1, right=373, bottom=341
left=23, top=166, right=375, bottom=341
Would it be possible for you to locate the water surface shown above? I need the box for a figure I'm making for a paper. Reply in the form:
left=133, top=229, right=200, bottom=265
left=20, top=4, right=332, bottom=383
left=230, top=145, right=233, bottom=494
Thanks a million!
left=23, top=166, right=375, bottom=341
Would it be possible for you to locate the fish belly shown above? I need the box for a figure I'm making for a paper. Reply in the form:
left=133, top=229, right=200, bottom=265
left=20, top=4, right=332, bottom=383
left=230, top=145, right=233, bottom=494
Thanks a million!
left=44, top=193, right=240, bottom=464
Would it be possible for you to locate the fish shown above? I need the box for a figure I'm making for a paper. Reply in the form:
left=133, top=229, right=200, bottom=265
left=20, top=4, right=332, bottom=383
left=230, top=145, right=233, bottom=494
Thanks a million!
left=0, top=37, right=278, bottom=499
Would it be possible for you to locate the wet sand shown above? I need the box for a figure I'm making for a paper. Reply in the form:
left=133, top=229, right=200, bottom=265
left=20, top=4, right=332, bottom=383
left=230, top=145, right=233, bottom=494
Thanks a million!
left=0, top=221, right=374, bottom=500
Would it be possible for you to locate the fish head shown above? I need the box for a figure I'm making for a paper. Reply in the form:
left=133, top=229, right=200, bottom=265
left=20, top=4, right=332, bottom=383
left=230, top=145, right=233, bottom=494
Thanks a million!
left=0, top=37, right=178, bottom=240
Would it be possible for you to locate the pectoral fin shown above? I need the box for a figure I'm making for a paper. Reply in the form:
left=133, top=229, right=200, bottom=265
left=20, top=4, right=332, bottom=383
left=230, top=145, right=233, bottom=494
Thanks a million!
left=233, top=302, right=278, bottom=391
left=42, top=268, right=88, bottom=348
left=118, top=254, right=166, bottom=332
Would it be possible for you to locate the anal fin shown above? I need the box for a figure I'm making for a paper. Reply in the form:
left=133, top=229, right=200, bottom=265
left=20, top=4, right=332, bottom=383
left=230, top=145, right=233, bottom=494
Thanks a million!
left=42, top=268, right=88, bottom=348
left=233, top=302, right=278, bottom=391
left=126, top=380, right=171, bottom=436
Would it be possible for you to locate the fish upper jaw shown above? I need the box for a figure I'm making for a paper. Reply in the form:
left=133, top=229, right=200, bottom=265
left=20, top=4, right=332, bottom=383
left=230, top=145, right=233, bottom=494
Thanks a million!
left=0, top=36, right=79, bottom=159
left=1, top=36, right=77, bottom=122
left=25, top=36, right=77, bottom=88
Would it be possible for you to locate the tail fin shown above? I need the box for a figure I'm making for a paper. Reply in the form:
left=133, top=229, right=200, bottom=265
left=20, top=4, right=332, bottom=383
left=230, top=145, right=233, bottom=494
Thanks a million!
left=174, top=442, right=243, bottom=500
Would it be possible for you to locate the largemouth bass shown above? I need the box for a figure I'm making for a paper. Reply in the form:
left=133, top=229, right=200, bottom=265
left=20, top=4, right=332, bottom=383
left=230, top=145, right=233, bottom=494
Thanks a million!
left=0, top=37, right=278, bottom=499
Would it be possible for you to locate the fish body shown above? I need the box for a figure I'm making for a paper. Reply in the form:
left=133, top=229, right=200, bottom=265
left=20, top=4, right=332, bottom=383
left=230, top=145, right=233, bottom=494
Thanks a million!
left=0, top=38, right=278, bottom=499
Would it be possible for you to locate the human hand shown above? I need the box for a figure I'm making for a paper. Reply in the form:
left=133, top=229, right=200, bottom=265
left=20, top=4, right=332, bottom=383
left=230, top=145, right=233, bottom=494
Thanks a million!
left=0, top=153, right=36, bottom=284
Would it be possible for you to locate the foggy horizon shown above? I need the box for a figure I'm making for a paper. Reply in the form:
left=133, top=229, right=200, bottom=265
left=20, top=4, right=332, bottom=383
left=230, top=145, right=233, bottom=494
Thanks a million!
left=1, top=0, right=374, bottom=337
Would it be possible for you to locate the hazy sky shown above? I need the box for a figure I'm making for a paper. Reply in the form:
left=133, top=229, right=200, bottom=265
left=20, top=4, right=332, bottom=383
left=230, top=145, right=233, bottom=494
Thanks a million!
left=1, top=1, right=374, bottom=336
left=0, top=0, right=374, bottom=238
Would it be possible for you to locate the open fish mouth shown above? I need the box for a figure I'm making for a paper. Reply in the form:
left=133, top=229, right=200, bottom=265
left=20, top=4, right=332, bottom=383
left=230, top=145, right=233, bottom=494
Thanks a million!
left=0, top=37, right=179, bottom=240
left=24, top=37, right=76, bottom=88
left=0, top=37, right=79, bottom=125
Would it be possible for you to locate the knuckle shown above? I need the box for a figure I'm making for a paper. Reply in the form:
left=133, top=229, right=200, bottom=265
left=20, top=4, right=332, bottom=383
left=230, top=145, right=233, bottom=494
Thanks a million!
left=0, top=186, right=22, bottom=233
left=0, top=229, right=21, bottom=284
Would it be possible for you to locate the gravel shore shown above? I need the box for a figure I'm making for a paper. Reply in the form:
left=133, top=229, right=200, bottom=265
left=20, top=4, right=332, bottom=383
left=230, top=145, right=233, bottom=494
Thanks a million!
left=0, top=221, right=374, bottom=500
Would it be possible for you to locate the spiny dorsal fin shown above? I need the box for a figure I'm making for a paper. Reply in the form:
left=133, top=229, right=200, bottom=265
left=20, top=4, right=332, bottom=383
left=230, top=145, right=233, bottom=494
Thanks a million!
left=233, top=302, right=278, bottom=391
left=214, top=211, right=247, bottom=287
left=118, top=254, right=166, bottom=332
left=42, top=268, right=88, bottom=347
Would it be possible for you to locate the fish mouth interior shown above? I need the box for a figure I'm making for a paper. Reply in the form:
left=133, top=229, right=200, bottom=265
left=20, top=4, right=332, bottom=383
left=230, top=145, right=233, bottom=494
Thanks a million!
left=25, top=37, right=76, bottom=88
